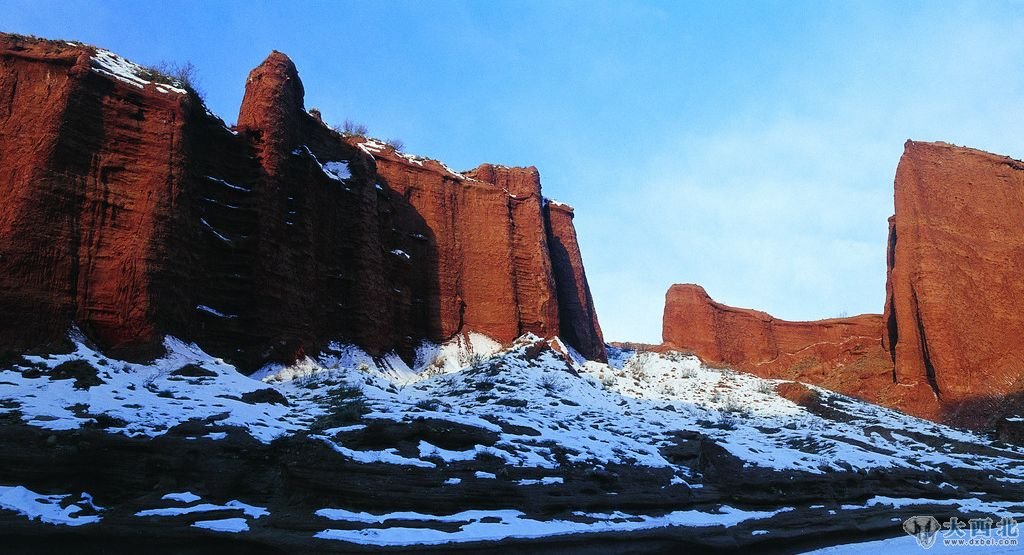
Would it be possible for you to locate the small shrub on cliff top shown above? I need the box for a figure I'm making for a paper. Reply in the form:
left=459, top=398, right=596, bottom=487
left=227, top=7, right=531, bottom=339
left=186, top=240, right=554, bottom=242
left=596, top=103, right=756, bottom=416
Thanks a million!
left=141, top=60, right=205, bottom=100
left=5, top=34, right=78, bottom=49
left=385, top=138, right=405, bottom=152
left=335, top=118, right=369, bottom=136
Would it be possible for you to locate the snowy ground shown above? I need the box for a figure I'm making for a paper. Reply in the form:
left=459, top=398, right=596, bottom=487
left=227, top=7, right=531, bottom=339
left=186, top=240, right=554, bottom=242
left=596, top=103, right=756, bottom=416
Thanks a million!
left=314, top=505, right=789, bottom=546
left=805, top=534, right=1021, bottom=554
left=0, top=485, right=102, bottom=527
left=1, top=331, right=1023, bottom=548
left=0, top=331, right=300, bottom=442
left=266, top=337, right=1024, bottom=478
left=5, top=331, right=1019, bottom=477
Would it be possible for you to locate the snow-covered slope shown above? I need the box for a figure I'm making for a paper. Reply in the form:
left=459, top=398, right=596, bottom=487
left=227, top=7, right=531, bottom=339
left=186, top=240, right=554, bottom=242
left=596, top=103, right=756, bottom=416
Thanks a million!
left=1, top=332, right=1022, bottom=551
left=3, top=333, right=1019, bottom=477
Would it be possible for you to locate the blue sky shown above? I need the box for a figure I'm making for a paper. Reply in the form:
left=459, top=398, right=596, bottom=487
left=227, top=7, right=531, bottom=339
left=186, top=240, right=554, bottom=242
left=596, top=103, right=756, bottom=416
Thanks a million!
left=7, top=1, right=1024, bottom=343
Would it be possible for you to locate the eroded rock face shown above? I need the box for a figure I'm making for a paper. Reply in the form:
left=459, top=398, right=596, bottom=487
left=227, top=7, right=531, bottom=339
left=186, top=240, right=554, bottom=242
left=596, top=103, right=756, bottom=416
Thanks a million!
left=227, top=51, right=426, bottom=365
left=0, top=34, right=605, bottom=367
left=0, top=36, right=191, bottom=358
left=545, top=203, right=606, bottom=361
left=347, top=143, right=522, bottom=344
left=463, top=164, right=561, bottom=340
left=345, top=140, right=605, bottom=360
left=884, top=141, right=1024, bottom=427
left=236, top=51, right=305, bottom=175
left=661, top=284, right=934, bottom=419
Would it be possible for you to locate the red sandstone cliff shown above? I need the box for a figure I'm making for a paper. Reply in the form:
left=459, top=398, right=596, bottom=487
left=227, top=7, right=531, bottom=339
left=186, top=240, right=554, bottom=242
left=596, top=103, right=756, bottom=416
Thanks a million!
left=0, top=36, right=192, bottom=358
left=0, top=34, right=605, bottom=366
left=884, top=141, right=1024, bottom=427
left=342, top=138, right=606, bottom=362
left=661, top=142, right=1024, bottom=429
left=463, top=164, right=560, bottom=340
left=661, top=284, right=909, bottom=412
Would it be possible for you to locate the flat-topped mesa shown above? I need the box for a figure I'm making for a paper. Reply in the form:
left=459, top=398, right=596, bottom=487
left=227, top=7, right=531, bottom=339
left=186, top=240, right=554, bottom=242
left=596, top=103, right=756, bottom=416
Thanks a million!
left=662, top=141, right=1024, bottom=431
left=884, top=140, right=1024, bottom=428
left=663, top=284, right=883, bottom=362
left=661, top=284, right=914, bottom=414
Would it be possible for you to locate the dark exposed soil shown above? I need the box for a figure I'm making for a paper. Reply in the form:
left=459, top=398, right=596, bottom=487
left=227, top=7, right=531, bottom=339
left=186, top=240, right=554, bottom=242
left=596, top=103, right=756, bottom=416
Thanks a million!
left=1, top=419, right=1020, bottom=553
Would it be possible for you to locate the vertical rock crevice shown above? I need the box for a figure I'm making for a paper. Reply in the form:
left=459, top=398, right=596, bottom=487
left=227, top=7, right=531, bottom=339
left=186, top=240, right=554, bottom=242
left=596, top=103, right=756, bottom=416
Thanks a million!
left=910, top=288, right=942, bottom=400
left=883, top=216, right=899, bottom=382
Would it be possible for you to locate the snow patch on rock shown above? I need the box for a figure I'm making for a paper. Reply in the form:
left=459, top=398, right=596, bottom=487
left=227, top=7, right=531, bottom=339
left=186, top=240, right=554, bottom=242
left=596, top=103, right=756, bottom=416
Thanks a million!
left=314, top=505, right=791, bottom=546
left=90, top=49, right=187, bottom=94
left=0, top=486, right=102, bottom=527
